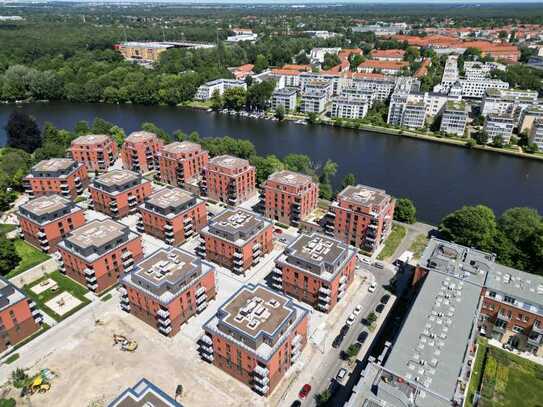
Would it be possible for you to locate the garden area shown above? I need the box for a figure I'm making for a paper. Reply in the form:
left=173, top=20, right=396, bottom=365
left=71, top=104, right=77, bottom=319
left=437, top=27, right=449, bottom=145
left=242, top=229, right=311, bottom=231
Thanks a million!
left=23, top=271, right=90, bottom=322
left=467, top=339, right=543, bottom=407
left=6, top=240, right=50, bottom=279
left=377, top=225, right=407, bottom=261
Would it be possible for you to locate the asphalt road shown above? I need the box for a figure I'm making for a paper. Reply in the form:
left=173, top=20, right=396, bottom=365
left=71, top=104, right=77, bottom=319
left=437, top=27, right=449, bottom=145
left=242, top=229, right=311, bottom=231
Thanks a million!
left=301, top=266, right=395, bottom=407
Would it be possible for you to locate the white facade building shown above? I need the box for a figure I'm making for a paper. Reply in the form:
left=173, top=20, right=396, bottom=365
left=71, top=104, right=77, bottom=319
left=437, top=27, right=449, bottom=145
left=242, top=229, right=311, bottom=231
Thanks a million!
left=440, top=101, right=469, bottom=136
left=309, top=47, right=341, bottom=63
left=484, top=114, right=515, bottom=144
left=529, top=119, right=543, bottom=151
left=271, top=88, right=297, bottom=112
left=300, top=90, right=328, bottom=114
left=481, top=88, right=539, bottom=117
left=331, top=97, right=369, bottom=120
left=194, top=79, right=247, bottom=101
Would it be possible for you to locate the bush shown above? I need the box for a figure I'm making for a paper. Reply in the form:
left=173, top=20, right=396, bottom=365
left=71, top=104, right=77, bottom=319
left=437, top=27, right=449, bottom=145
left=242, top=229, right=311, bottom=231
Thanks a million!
left=11, top=368, right=29, bottom=388
left=394, top=198, right=416, bottom=224
left=0, top=398, right=16, bottom=407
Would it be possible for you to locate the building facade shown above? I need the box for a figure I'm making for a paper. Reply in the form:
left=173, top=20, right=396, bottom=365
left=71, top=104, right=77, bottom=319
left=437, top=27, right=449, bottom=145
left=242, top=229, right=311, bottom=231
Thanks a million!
left=262, top=171, right=318, bottom=227
left=70, top=134, right=118, bottom=173
left=120, top=248, right=216, bottom=337
left=271, top=88, right=297, bottom=112
left=121, top=131, right=164, bottom=174
left=23, top=158, right=89, bottom=200
left=195, top=79, right=247, bottom=101
left=331, top=96, right=369, bottom=120
left=325, top=185, right=395, bottom=254
left=484, top=114, right=515, bottom=144
left=0, top=276, right=42, bottom=353
left=440, top=101, right=469, bottom=136
left=273, top=233, right=357, bottom=313
left=58, top=219, right=144, bottom=294
left=17, top=195, right=86, bottom=253
left=198, top=284, right=309, bottom=396
left=300, top=90, right=328, bottom=114
left=158, top=142, right=209, bottom=188
left=137, top=187, right=207, bottom=246
left=529, top=119, right=543, bottom=151
left=198, top=209, right=273, bottom=275
left=201, top=155, right=257, bottom=206
left=89, top=170, right=153, bottom=218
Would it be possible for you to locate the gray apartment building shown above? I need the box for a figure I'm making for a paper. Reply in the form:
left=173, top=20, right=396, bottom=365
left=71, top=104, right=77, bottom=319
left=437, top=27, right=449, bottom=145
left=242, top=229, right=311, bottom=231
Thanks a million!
left=440, top=101, right=469, bottom=136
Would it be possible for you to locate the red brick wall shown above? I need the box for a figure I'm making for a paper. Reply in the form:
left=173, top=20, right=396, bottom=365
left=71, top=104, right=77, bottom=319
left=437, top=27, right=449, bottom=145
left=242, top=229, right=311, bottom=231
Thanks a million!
left=0, top=300, right=40, bottom=352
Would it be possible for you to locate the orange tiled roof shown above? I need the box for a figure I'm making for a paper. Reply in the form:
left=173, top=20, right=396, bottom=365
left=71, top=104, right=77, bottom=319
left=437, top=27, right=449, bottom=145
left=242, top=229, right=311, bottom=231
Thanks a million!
left=359, top=60, right=409, bottom=70
left=415, top=58, right=431, bottom=78
left=370, top=49, right=406, bottom=59
left=282, top=64, right=312, bottom=72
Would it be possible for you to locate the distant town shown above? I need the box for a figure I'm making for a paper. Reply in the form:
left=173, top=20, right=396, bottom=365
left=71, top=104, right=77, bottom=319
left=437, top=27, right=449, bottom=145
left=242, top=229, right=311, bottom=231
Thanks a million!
left=1, top=3, right=543, bottom=407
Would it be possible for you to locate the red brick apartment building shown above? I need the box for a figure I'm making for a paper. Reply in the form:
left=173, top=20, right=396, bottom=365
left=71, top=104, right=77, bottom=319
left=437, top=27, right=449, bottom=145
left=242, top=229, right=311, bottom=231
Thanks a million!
left=273, top=233, right=357, bottom=313
left=198, top=208, right=273, bottom=275
left=70, top=134, right=118, bottom=172
left=201, top=155, right=256, bottom=206
left=198, top=284, right=309, bottom=396
left=23, top=158, right=89, bottom=200
left=0, top=276, right=42, bottom=352
left=120, top=247, right=216, bottom=337
left=121, top=131, right=163, bottom=174
left=58, top=219, right=144, bottom=294
left=17, top=194, right=86, bottom=253
left=137, top=187, right=207, bottom=246
left=158, top=141, right=209, bottom=187
left=262, top=171, right=319, bottom=227
left=325, top=185, right=395, bottom=254
left=89, top=169, right=152, bottom=218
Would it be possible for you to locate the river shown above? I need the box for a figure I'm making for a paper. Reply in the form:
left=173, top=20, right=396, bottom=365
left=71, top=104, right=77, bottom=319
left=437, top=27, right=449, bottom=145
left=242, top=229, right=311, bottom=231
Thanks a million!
left=1, top=102, right=541, bottom=224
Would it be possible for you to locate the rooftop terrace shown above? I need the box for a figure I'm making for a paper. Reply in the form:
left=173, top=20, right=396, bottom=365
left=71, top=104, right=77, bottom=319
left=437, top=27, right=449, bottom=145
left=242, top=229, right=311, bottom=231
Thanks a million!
left=337, top=184, right=391, bottom=209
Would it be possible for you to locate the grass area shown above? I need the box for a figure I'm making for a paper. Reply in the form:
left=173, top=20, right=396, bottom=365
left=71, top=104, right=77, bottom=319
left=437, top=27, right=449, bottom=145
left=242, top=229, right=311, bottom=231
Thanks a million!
left=74, top=196, right=86, bottom=203
left=3, top=353, right=19, bottom=364
left=23, top=271, right=90, bottom=322
left=466, top=338, right=543, bottom=407
left=100, top=293, right=112, bottom=302
left=0, top=224, right=16, bottom=236
left=409, top=234, right=429, bottom=260
left=377, top=225, right=407, bottom=261
left=181, top=100, right=212, bottom=109
left=7, top=239, right=51, bottom=279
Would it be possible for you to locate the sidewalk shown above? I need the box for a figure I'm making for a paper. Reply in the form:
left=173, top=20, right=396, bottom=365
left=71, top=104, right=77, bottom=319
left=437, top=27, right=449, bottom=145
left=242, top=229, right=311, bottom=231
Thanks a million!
left=9, top=258, right=58, bottom=288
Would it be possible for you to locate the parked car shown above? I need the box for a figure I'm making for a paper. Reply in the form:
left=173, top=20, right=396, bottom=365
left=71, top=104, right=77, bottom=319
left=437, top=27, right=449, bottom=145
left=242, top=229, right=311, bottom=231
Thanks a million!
left=346, top=313, right=356, bottom=326
left=357, top=331, right=369, bottom=344
left=340, top=324, right=350, bottom=336
left=353, top=305, right=362, bottom=316
left=368, top=282, right=377, bottom=293
left=332, top=335, right=343, bottom=349
left=336, top=368, right=348, bottom=384
left=381, top=294, right=390, bottom=304
left=376, top=303, right=385, bottom=313
left=290, top=401, right=301, bottom=407
left=373, top=262, right=385, bottom=269
left=299, top=384, right=312, bottom=400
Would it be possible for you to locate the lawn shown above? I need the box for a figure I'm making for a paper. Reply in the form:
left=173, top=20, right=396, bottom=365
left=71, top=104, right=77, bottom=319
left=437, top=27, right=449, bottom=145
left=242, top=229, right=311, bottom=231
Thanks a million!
left=23, top=271, right=90, bottom=322
left=7, top=239, right=51, bottom=278
left=0, top=224, right=16, bottom=236
left=409, top=234, right=429, bottom=260
left=467, top=339, right=543, bottom=407
left=377, top=225, right=407, bottom=261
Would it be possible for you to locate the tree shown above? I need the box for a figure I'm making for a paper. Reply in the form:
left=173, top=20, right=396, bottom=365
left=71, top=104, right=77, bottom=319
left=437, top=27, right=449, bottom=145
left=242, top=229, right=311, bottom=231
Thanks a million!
left=319, top=183, right=333, bottom=200
left=439, top=205, right=498, bottom=251
left=340, top=173, right=356, bottom=190
left=498, top=208, right=542, bottom=248
left=404, top=46, right=421, bottom=63
left=321, top=160, right=337, bottom=184
left=5, top=111, right=41, bottom=153
left=0, top=237, right=20, bottom=276
left=141, top=122, right=170, bottom=141
left=474, top=131, right=489, bottom=145
left=367, top=312, right=377, bottom=324
left=348, top=53, right=365, bottom=71
left=222, top=87, right=247, bottom=111
left=210, top=89, right=223, bottom=111
left=322, top=53, right=341, bottom=70
left=253, top=54, right=268, bottom=73
left=275, top=105, right=285, bottom=121
left=11, top=368, right=29, bottom=389
left=492, top=135, right=504, bottom=148
left=394, top=198, right=417, bottom=224
left=306, top=112, right=320, bottom=124
left=0, top=398, right=16, bottom=407
left=245, top=80, right=275, bottom=111
left=295, top=52, right=310, bottom=65
left=251, top=154, right=284, bottom=185
left=316, top=389, right=331, bottom=406
left=283, top=154, right=314, bottom=175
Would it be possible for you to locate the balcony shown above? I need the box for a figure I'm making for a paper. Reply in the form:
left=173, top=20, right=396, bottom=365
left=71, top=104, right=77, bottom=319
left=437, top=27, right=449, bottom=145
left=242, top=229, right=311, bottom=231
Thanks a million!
left=165, top=237, right=175, bottom=245
left=201, top=352, right=214, bottom=362
left=184, top=222, right=193, bottom=231
left=325, top=223, right=335, bottom=231
left=254, top=365, right=269, bottom=377
left=87, top=282, right=98, bottom=291
left=164, top=229, right=174, bottom=238
left=319, top=286, right=331, bottom=295
left=319, top=295, right=331, bottom=304
left=272, top=282, right=282, bottom=290
left=273, top=267, right=282, bottom=276
left=85, top=275, right=97, bottom=283
left=292, top=334, right=302, bottom=347
left=200, top=334, right=213, bottom=346
left=253, top=383, right=269, bottom=395
left=227, top=197, right=237, bottom=205
left=252, top=257, right=261, bottom=266
left=120, top=296, right=129, bottom=305
left=528, top=333, right=543, bottom=347
left=272, top=274, right=282, bottom=282
left=196, top=287, right=206, bottom=297
left=157, top=308, right=170, bottom=318
left=368, top=223, right=377, bottom=230
left=159, top=325, right=172, bottom=335
left=326, top=210, right=336, bottom=218
left=60, top=183, right=69, bottom=191
left=158, top=317, right=171, bottom=326
left=233, top=257, right=244, bottom=266
left=122, top=251, right=132, bottom=260
left=493, top=323, right=506, bottom=334
left=252, top=248, right=262, bottom=258
left=318, top=302, right=330, bottom=311
left=233, top=251, right=243, bottom=259
left=253, top=375, right=270, bottom=386
left=197, top=302, right=207, bottom=313
left=164, top=224, right=173, bottom=231
left=123, top=257, right=134, bottom=267
left=533, top=324, right=543, bottom=335
left=339, top=275, right=347, bottom=284
left=196, top=294, right=207, bottom=304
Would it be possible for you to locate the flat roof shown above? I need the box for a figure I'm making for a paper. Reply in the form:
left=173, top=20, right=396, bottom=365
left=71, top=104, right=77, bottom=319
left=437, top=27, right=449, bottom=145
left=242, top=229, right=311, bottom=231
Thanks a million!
left=20, top=194, right=72, bottom=216
left=72, top=134, right=111, bottom=146
left=209, top=155, right=249, bottom=169
left=125, top=131, right=157, bottom=143
left=108, top=378, right=182, bottom=407
left=161, top=141, right=201, bottom=154
left=94, top=170, right=140, bottom=188
left=145, top=188, right=194, bottom=210
left=337, top=184, right=391, bottom=208
left=64, top=219, right=128, bottom=249
left=32, top=158, right=75, bottom=173
left=285, top=233, right=349, bottom=270
left=273, top=87, right=298, bottom=96
left=486, top=263, right=543, bottom=310
left=207, top=208, right=267, bottom=244
left=221, top=284, right=293, bottom=339
left=267, top=170, right=313, bottom=187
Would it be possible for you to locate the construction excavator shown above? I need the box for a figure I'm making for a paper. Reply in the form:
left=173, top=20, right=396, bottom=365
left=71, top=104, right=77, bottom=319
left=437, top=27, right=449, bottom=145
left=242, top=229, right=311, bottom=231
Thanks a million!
left=113, top=334, right=138, bottom=352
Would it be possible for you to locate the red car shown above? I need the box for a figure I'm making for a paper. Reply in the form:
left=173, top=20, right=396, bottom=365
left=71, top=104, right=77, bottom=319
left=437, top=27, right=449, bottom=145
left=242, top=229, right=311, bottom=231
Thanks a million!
left=274, top=228, right=283, bottom=234
left=299, top=383, right=312, bottom=399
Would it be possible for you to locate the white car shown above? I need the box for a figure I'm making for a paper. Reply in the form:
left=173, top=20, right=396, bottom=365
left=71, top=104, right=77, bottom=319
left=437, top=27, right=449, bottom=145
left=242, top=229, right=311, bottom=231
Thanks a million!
left=346, top=313, right=356, bottom=326
left=353, top=305, right=362, bottom=316
left=336, top=367, right=348, bottom=384
left=358, top=255, right=371, bottom=265
left=368, top=282, right=377, bottom=293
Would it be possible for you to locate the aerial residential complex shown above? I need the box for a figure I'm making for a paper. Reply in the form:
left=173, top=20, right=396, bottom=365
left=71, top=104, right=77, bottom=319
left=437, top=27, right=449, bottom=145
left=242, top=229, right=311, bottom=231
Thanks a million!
left=198, top=208, right=273, bottom=275
left=17, top=194, right=86, bottom=253
left=23, top=158, right=89, bottom=200
left=158, top=141, right=209, bottom=188
left=89, top=170, right=153, bottom=218
left=137, top=187, right=207, bottom=246
left=325, top=185, right=395, bottom=254
left=70, top=134, right=118, bottom=173
left=0, top=276, right=42, bottom=352
left=121, top=131, right=164, bottom=174
left=274, top=233, right=357, bottom=312
left=108, top=378, right=183, bottom=407
left=198, top=283, right=308, bottom=396
left=261, top=170, right=319, bottom=227
left=201, top=155, right=257, bottom=206
left=120, top=248, right=216, bottom=337
left=58, top=219, right=144, bottom=294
